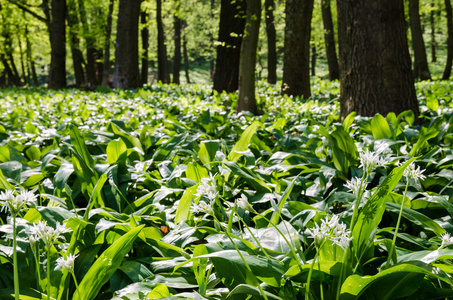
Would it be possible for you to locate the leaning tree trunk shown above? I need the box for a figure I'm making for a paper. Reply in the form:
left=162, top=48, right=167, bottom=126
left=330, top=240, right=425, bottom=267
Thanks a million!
left=101, top=0, right=115, bottom=87
left=113, top=0, right=141, bottom=88
left=265, top=0, right=277, bottom=84
left=48, top=0, right=66, bottom=89
left=409, top=0, right=431, bottom=80
left=321, top=0, right=339, bottom=80
left=173, top=0, right=181, bottom=84
left=141, top=11, right=149, bottom=85
left=213, top=0, right=246, bottom=93
left=237, top=0, right=261, bottom=114
left=337, top=0, right=419, bottom=119
left=443, top=0, right=453, bottom=80
left=282, top=0, right=314, bottom=98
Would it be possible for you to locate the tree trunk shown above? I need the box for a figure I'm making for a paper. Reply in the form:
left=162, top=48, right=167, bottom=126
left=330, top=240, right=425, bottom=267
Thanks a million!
left=409, top=0, right=431, bottom=80
left=25, top=22, right=39, bottom=86
left=141, top=11, right=149, bottom=85
left=321, top=0, right=339, bottom=80
left=237, top=0, right=261, bottom=114
left=311, top=45, right=316, bottom=76
left=113, top=0, right=141, bottom=88
left=78, top=0, right=98, bottom=87
left=443, top=0, right=453, bottom=80
left=183, top=32, right=190, bottom=84
left=101, top=0, right=115, bottom=87
left=18, top=37, right=28, bottom=84
left=48, top=0, right=66, bottom=89
left=213, top=0, right=246, bottom=93
left=67, top=0, right=85, bottom=87
left=210, top=0, right=215, bottom=78
left=156, top=0, right=169, bottom=83
left=282, top=0, right=314, bottom=98
left=173, top=0, right=181, bottom=84
left=336, top=0, right=419, bottom=119
left=265, top=0, right=277, bottom=84
left=431, top=1, right=436, bottom=63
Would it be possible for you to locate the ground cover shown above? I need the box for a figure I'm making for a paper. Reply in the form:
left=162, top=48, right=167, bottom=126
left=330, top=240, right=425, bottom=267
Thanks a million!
left=0, top=80, right=453, bottom=299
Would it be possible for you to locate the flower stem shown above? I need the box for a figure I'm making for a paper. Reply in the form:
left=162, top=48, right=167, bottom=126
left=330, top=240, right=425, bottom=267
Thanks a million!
left=306, top=246, right=320, bottom=300
left=47, top=248, right=51, bottom=300
left=71, top=271, right=79, bottom=291
left=13, top=216, right=19, bottom=300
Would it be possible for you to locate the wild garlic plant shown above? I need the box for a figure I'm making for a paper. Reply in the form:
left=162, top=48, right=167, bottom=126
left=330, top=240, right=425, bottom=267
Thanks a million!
left=56, top=253, right=79, bottom=290
left=0, top=190, right=37, bottom=300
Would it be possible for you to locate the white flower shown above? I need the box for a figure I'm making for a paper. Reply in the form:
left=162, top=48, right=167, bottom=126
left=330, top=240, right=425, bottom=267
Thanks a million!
left=0, top=190, right=37, bottom=217
left=29, top=221, right=71, bottom=249
left=236, top=194, right=256, bottom=213
left=344, top=177, right=367, bottom=198
left=440, top=233, right=453, bottom=249
left=374, top=140, right=393, bottom=156
left=403, top=162, right=426, bottom=182
left=195, top=174, right=218, bottom=201
left=56, top=253, right=78, bottom=273
left=191, top=201, right=214, bottom=216
left=359, top=149, right=387, bottom=174
left=308, top=215, right=352, bottom=250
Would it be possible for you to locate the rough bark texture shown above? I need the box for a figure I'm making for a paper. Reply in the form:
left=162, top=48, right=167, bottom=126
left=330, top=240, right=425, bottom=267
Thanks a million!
left=443, top=0, right=453, bottom=80
left=321, top=0, right=339, bottom=80
left=101, top=0, right=114, bottom=87
left=213, top=0, right=246, bottom=93
left=409, top=0, right=431, bottom=80
left=265, top=0, right=277, bottom=84
left=237, top=0, right=261, bottom=114
left=141, top=11, right=149, bottom=85
left=156, top=0, right=169, bottom=83
left=337, top=0, right=419, bottom=119
left=48, top=0, right=66, bottom=89
left=113, top=0, right=141, bottom=89
left=173, top=1, right=181, bottom=84
left=282, top=0, right=314, bottom=98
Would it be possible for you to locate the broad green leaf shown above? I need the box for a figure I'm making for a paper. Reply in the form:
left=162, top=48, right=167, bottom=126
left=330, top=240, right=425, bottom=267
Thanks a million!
left=224, top=161, right=272, bottom=193
left=83, top=173, right=108, bottom=221
left=147, top=284, right=171, bottom=299
left=426, top=94, right=439, bottom=111
left=342, top=111, right=356, bottom=132
left=0, top=168, right=14, bottom=190
left=107, top=139, right=127, bottom=164
left=226, top=284, right=283, bottom=300
left=268, top=175, right=299, bottom=226
left=69, top=126, right=94, bottom=169
left=0, top=146, right=9, bottom=163
left=371, top=113, right=392, bottom=140
left=409, top=126, right=439, bottom=156
left=228, top=121, right=261, bottom=162
left=175, top=184, right=198, bottom=224
left=186, top=162, right=209, bottom=182
left=73, top=225, right=144, bottom=300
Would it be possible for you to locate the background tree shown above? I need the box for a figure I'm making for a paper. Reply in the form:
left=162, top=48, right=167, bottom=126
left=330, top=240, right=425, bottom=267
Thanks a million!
left=282, top=0, right=314, bottom=98
left=337, top=0, right=419, bottom=119
left=67, top=0, right=85, bottom=87
left=141, top=10, right=150, bottom=85
left=173, top=0, right=181, bottom=84
left=101, top=0, right=115, bottom=87
left=265, top=0, right=277, bottom=84
left=48, top=0, right=66, bottom=89
left=443, top=0, right=453, bottom=80
left=156, top=0, right=170, bottom=83
left=410, top=0, right=432, bottom=80
left=321, top=0, right=339, bottom=80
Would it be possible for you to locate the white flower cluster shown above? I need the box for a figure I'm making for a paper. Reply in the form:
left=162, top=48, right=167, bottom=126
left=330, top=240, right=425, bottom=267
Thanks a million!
left=0, top=190, right=37, bottom=217
left=194, top=174, right=218, bottom=201
left=359, top=149, right=387, bottom=174
left=56, top=253, right=78, bottom=273
left=191, top=201, right=214, bottom=216
left=344, top=177, right=367, bottom=198
left=403, top=162, right=426, bottom=182
left=308, top=215, right=352, bottom=250
left=236, top=194, right=256, bottom=213
left=440, top=233, right=453, bottom=249
left=29, top=221, right=71, bottom=249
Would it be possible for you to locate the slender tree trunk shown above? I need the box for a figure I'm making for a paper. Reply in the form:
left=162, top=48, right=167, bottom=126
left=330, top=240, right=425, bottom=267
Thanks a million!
left=443, top=0, right=453, bottom=79
left=156, top=0, right=169, bottom=83
left=141, top=11, right=149, bottom=85
left=282, top=0, right=314, bottom=98
left=113, top=0, right=141, bottom=88
left=210, top=0, right=215, bottom=78
left=265, top=0, right=277, bottom=84
left=321, top=0, right=339, bottom=80
left=311, top=45, right=316, bottom=76
left=183, top=32, right=190, bottom=84
left=78, top=0, right=98, bottom=87
left=409, top=0, right=432, bottom=80
left=213, top=0, right=246, bottom=93
left=18, top=37, right=28, bottom=84
left=48, top=0, right=66, bottom=89
left=237, top=0, right=261, bottom=114
left=173, top=0, right=181, bottom=84
left=25, top=23, right=38, bottom=86
left=101, top=0, right=115, bottom=87
left=67, top=0, right=85, bottom=87
left=337, top=0, right=419, bottom=119
left=431, top=1, right=437, bottom=62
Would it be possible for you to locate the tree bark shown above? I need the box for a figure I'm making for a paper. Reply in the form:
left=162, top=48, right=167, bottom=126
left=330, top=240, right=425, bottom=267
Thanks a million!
left=237, top=0, right=261, bottom=114
left=443, top=0, right=453, bottom=80
left=113, top=0, right=141, bottom=89
left=77, top=0, right=98, bottom=87
left=25, top=22, right=39, bottom=86
left=282, top=0, right=314, bottom=98
left=265, top=0, right=277, bottom=84
left=101, top=0, right=115, bottom=87
left=213, top=0, right=246, bottom=93
left=156, top=0, right=169, bottom=83
left=183, top=32, right=190, bottom=84
left=336, top=0, right=419, bottom=119
left=173, top=0, right=181, bottom=84
left=141, top=11, right=149, bottom=85
left=48, top=0, right=66, bottom=89
left=311, top=45, right=316, bottom=76
left=67, top=0, right=85, bottom=87
left=409, top=0, right=431, bottom=80
left=431, top=1, right=436, bottom=63
left=321, top=0, right=339, bottom=80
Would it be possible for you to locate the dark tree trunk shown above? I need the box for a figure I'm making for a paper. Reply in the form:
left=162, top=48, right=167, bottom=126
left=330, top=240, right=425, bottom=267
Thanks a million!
left=265, top=0, right=277, bottom=84
left=210, top=0, right=215, bottom=78
left=18, top=38, right=28, bottom=84
left=311, top=45, right=316, bottom=76
left=67, top=0, right=85, bottom=87
left=237, top=0, right=261, bottom=114
left=282, top=0, right=314, bottom=98
left=443, top=0, right=453, bottom=80
left=409, top=0, right=431, bottom=80
left=213, top=0, right=246, bottom=93
left=336, top=0, right=419, bottom=119
left=183, top=32, right=190, bottom=84
left=101, top=0, right=115, bottom=87
left=321, top=0, right=339, bottom=80
left=141, top=11, right=149, bottom=85
left=156, top=0, right=169, bottom=83
left=48, top=0, right=66, bottom=89
left=25, top=23, right=38, bottom=86
left=1, top=55, right=19, bottom=86
left=78, top=0, right=98, bottom=87
left=173, top=0, right=181, bottom=84
left=431, top=1, right=436, bottom=63
left=113, top=0, right=141, bottom=88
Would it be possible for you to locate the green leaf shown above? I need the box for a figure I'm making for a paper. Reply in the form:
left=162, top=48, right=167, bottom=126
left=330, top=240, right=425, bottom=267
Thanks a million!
left=175, top=184, right=198, bottom=224
left=0, top=168, right=14, bottom=190
left=73, top=225, right=144, bottom=300
left=224, top=161, right=272, bottom=193
left=342, top=111, right=356, bottom=132
left=371, top=113, right=392, bottom=140
left=268, top=175, right=299, bottom=226
left=107, top=139, right=128, bottom=164
left=226, top=284, right=283, bottom=300
left=0, top=145, right=9, bottom=163
left=409, top=126, right=439, bottom=156
left=228, top=121, right=261, bottom=162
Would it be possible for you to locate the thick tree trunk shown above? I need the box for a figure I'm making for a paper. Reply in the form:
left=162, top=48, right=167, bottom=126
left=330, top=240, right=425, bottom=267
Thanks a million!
left=337, top=0, right=419, bottom=119
left=156, top=0, right=169, bottom=83
left=321, top=0, right=339, bottom=80
left=67, top=0, right=85, bottom=87
left=173, top=0, right=181, bottom=84
left=141, top=11, right=149, bottom=85
left=183, top=33, right=190, bottom=84
left=282, top=0, right=314, bottom=98
left=113, top=0, right=141, bottom=88
left=48, top=0, right=66, bottom=89
left=409, top=0, right=431, bottom=80
left=443, top=0, right=453, bottom=80
left=237, top=0, right=261, bottom=114
left=101, top=0, right=115, bottom=87
left=265, top=0, right=277, bottom=84
left=213, top=0, right=246, bottom=93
